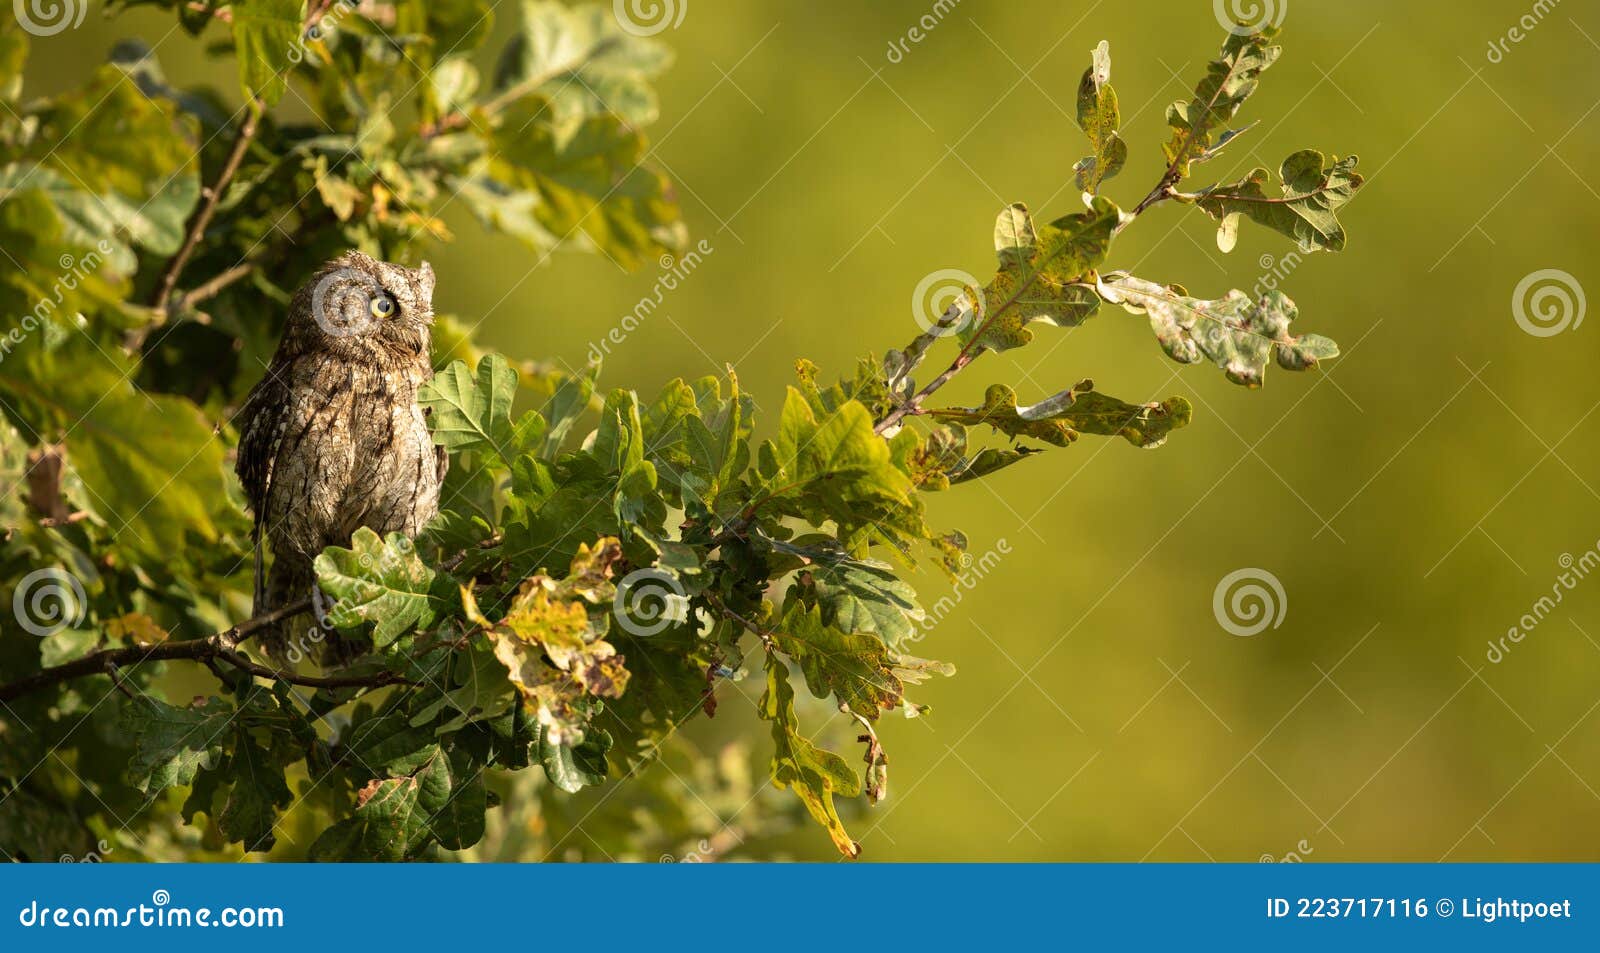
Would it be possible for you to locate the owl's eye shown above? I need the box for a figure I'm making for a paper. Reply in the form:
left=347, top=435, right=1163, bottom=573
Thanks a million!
left=370, top=293, right=397, bottom=319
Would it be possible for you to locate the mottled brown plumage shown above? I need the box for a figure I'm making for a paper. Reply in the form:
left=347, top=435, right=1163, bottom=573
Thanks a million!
left=235, top=251, right=445, bottom=662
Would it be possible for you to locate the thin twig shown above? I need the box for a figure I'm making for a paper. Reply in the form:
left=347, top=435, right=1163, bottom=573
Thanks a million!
left=173, top=262, right=257, bottom=313
left=213, top=647, right=414, bottom=691
left=39, top=511, right=90, bottom=528
left=149, top=103, right=263, bottom=315
left=712, top=602, right=775, bottom=651
left=873, top=348, right=975, bottom=435
left=440, top=533, right=502, bottom=572
left=185, top=1, right=232, bottom=22
left=0, top=597, right=412, bottom=704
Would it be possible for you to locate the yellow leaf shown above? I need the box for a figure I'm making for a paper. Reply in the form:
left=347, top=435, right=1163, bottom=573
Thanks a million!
left=107, top=612, right=168, bottom=645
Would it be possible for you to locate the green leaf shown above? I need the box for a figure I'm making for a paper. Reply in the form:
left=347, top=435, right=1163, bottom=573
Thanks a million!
left=351, top=776, right=428, bottom=861
left=216, top=730, right=292, bottom=852
left=0, top=165, right=192, bottom=279
left=590, top=389, right=665, bottom=531
left=759, top=655, right=862, bottom=858
left=1195, top=151, right=1363, bottom=253
left=540, top=361, right=598, bottom=460
left=308, top=818, right=366, bottom=861
left=771, top=603, right=902, bottom=719
left=0, top=183, right=130, bottom=332
left=637, top=377, right=697, bottom=491
left=38, top=629, right=99, bottom=668
left=0, top=17, right=26, bottom=104
left=931, top=382, right=1193, bottom=449
left=678, top=375, right=753, bottom=509
left=399, top=0, right=496, bottom=63
left=409, top=637, right=516, bottom=732
left=992, top=202, right=1038, bottom=270
left=231, top=0, right=304, bottom=107
left=8, top=63, right=200, bottom=275
left=121, top=696, right=233, bottom=794
left=1099, top=274, right=1339, bottom=387
left=764, top=389, right=914, bottom=518
left=336, top=745, right=484, bottom=860
left=539, top=723, right=612, bottom=793
left=949, top=446, right=1045, bottom=484
left=344, top=711, right=438, bottom=774
left=591, top=388, right=646, bottom=473
left=0, top=418, right=28, bottom=532
left=448, top=174, right=560, bottom=249
left=314, top=528, right=460, bottom=649
left=1163, top=28, right=1280, bottom=179
left=493, top=0, right=674, bottom=125
left=962, top=199, right=1118, bottom=353
left=418, top=355, right=519, bottom=459
left=932, top=384, right=1077, bottom=448
left=806, top=557, right=925, bottom=648
left=1046, top=386, right=1194, bottom=449
left=490, top=98, right=685, bottom=268
left=1073, top=41, right=1127, bottom=194
left=429, top=749, right=488, bottom=851
left=0, top=339, right=239, bottom=559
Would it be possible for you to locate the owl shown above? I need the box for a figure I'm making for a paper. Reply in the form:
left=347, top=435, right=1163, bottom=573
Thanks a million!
left=235, top=251, right=446, bottom=662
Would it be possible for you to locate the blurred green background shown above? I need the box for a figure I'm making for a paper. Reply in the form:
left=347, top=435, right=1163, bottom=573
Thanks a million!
left=32, top=0, right=1600, bottom=860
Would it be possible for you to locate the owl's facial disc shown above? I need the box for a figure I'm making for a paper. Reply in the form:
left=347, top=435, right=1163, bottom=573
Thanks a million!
left=297, top=251, right=436, bottom=365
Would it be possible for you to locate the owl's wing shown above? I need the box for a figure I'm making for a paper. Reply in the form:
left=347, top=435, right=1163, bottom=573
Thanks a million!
left=422, top=405, right=449, bottom=484
left=235, top=364, right=291, bottom=515
left=235, top=363, right=292, bottom=613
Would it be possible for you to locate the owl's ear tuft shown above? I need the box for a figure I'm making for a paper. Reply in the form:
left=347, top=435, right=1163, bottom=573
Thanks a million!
left=415, top=260, right=436, bottom=304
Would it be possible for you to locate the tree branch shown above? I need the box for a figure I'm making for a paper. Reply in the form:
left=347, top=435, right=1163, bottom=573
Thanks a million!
left=148, top=103, right=263, bottom=315
left=173, top=261, right=257, bottom=314
left=875, top=130, right=1220, bottom=437
left=874, top=347, right=977, bottom=435
left=0, top=598, right=407, bottom=704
